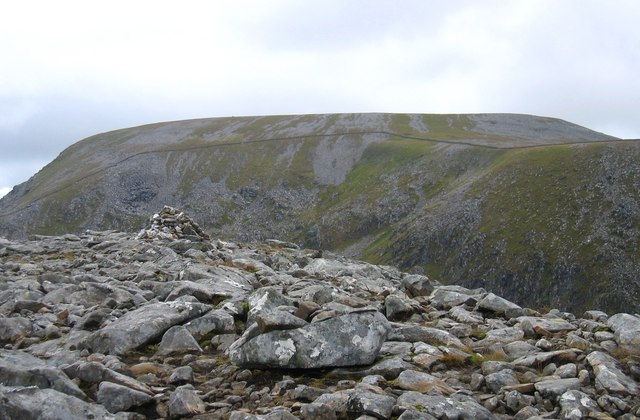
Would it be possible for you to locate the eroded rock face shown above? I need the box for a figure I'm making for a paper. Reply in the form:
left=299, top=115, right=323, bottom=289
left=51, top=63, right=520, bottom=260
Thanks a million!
left=0, top=214, right=639, bottom=419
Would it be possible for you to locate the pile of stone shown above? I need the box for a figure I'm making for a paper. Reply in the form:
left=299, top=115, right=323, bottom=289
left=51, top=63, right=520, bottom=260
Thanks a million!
left=1, top=211, right=639, bottom=419
left=137, top=205, right=210, bottom=241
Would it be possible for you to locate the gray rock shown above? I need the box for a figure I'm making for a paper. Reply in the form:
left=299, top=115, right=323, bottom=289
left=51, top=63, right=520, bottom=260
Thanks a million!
left=505, top=390, right=535, bottom=412
left=155, top=325, right=202, bottom=356
left=473, top=326, right=524, bottom=349
left=485, top=368, right=520, bottom=393
left=74, top=308, right=113, bottom=331
left=555, top=363, right=578, bottom=378
left=430, top=288, right=478, bottom=309
left=514, top=406, right=540, bottom=420
left=247, top=287, right=297, bottom=327
left=565, top=333, right=590, bottom=350
left=597, top=394, right=631, bottom=417
left=97, top=381, right=154, bottom=413
left=0, top=316, right=32, bottom=343
left=401, top=274, right=435, bottom=298
left=211, top=333, right=239, bottom=351
left=395, top=391, right=496, bottom=420
left=312, top=391, right=351, bottom=414
left=481, top=360, right=514, bottom=375
left=558, top=390, right=600, bottom=419
left=165, top=280, right=231, bottom=303
left=168, top=385, right=206, bottom=418
left=184, top=309, right=235, bottom=340
left=607, top=313, right=640, bottom=355
left=290, top=384, right=330, bottom=402
left=583, top=310, right=608, bottom=322
left=502, top=340, right=540, bottom=359
left=347, top=387, right=396, bottom=419
left=0, top=385, right=115, bottom=420
left=294, top=300, right=322, bottom=321
left=388, top=324, right=466, bottom=349
left=396, top=369, right=455, bottom=395
left=512, top=349, right=581, bottom=367
left=586, top=351, right=640, bottom=395
left=229, top=310, right=390, bottom=368
left=519, top=316, right=576, bottom=337
left=256, top=310, right=308, bottom=332
left=300, top=402, right=338, bottom=420
left=169, top=366, right=194, bottom=384
left=84, top=300, right=210, bottom=355
left=0, top=349, right=85, bottom=399
left=385, top=294, right=419, bottom=321
left=449, top=306, right=484, bottom=324
left=332, top=356, right=415, bottom=380
left=476, top=293, right=523, bottom=317
left=62, top=361, right=152, bottom=395
left=534, top=378, right=581, bottom=400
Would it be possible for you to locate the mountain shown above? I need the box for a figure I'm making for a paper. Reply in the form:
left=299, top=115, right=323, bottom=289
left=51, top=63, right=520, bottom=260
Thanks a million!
left=1, top=113, right=638, bottom=314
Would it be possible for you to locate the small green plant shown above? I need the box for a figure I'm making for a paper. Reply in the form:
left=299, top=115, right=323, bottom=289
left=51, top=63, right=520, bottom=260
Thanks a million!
left=470, top=329, right=487, bottom=340
left=466, top=353, right=484, bottom=366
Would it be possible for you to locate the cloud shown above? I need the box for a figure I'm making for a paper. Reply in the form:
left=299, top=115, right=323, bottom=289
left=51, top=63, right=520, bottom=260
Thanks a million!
left=0, top=0, right=639, bottom=193
left=0, top=98, right=39, bottom=132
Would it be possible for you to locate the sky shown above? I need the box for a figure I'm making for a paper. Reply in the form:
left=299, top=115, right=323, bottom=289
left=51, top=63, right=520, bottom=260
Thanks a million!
left=1, top=0, right=639, bottom=198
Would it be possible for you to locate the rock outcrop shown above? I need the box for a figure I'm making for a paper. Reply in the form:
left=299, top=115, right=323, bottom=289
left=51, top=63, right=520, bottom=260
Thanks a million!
left=0, top=211, right=639, bottom=418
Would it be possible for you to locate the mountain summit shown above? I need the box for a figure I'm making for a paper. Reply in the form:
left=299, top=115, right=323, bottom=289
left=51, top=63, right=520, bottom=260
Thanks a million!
left=1, top=113, right=638, bottom=314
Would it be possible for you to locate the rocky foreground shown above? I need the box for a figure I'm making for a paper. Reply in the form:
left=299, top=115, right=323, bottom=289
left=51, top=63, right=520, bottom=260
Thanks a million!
left=1, top=208, right=639, bottom=419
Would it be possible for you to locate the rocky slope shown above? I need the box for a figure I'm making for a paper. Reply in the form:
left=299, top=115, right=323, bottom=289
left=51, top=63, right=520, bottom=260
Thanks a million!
left=1, top=209, right=639, bottom=419
left=0, top=113, right=638, bottom=315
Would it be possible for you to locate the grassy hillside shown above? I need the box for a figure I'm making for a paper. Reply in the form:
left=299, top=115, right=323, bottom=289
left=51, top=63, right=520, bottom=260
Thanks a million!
left=1, top=113, right=637, bottom=314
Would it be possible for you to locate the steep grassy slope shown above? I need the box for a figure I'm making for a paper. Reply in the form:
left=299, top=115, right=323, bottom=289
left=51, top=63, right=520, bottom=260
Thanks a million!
left=363, top=141, right=640, bottom=313
left=1, top=113, right=637, bottom=314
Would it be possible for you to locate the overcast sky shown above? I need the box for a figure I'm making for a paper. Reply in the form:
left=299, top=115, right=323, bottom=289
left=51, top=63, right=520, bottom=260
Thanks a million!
left=1, top=0, right=639, bottom=198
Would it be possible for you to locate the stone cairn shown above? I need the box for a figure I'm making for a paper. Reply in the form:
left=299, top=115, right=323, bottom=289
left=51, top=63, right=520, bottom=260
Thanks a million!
left=0, top=207, right=639, bottom=419
left=137, top=205, right=210, bottom=241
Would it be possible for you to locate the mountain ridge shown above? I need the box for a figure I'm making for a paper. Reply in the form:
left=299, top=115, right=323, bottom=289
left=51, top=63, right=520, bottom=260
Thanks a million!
left=1, top=113, right=638, bottom=314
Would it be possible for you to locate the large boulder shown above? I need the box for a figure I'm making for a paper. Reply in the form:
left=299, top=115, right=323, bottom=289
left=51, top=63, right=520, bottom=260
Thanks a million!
left=607, top=313, right=640, bottom=355
left=586, top=351, right=640, bottom=396
left=228, top=310, right=391, bottom=368
left=84, top=300, right=211, bottom=355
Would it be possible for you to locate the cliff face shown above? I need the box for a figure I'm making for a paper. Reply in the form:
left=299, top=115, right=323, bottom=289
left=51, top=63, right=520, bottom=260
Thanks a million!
left=1, top=113, right=638, bottom=314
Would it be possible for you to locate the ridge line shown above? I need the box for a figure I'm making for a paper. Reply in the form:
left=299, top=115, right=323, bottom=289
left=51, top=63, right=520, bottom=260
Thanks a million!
left=0, top=130, right=637, bottom=218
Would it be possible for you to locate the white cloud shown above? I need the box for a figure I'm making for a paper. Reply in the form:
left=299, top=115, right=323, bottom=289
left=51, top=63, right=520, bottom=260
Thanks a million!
left=0, top=0, right=639, bottom=190
left=0, top=187, right=12, bottom=199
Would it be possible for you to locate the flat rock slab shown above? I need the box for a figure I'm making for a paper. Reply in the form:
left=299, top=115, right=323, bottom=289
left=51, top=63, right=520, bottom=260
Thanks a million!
left=229, top=310, right=391, bottom=368
left=512, top=349, right=581, bottom=367
left=534, top=378, right=581, bottom=399
left=519, top=316, right=576, bottom=336
left=587, top=351, right=640, bottom=395
left=388, top=324, right=466, bottom=349
left=476, top=293, right=522, bottom=317
left=84, top=301, right=211, bottom=355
